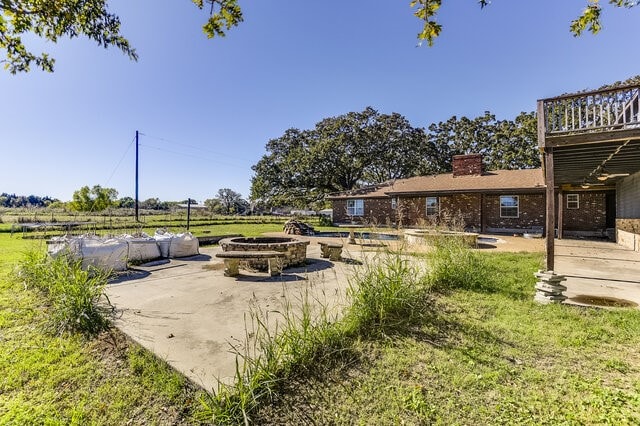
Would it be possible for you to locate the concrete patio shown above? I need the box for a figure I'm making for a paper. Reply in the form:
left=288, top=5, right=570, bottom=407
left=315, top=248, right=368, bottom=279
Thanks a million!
left=555, top=238, right=640, bottom=308
left=105, top=234, right=640, bottom=393
left=106, top=242, right=358, bottom=391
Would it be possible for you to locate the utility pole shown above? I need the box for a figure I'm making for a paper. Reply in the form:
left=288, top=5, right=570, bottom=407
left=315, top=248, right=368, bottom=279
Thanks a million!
left=135, top=130, right=139, bottom=222
left=187, top=198, right=192, bottom=231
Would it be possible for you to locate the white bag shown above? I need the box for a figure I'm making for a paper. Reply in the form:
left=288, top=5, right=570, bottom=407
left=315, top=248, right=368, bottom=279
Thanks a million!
left=169, top=232, right=199, bottom=258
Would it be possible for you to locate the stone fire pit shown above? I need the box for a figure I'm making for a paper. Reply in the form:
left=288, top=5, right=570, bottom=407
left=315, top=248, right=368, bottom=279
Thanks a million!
left=218, top=236, right=310, bottom=271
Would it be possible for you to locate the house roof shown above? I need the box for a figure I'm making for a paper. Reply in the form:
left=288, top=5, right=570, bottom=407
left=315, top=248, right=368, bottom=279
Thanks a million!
left=327, top=169, right=545, bottom=200
left=326, top=182, right=393, bottom=200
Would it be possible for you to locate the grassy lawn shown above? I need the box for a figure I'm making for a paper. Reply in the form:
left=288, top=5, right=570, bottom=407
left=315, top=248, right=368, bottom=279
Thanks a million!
left=2, top=224, right=639, bottom=424
left=0, top=212, right=343, bottom=239
left=0, top=233, right=204, bottom=424
left=248, top=252, right=640, bottom=424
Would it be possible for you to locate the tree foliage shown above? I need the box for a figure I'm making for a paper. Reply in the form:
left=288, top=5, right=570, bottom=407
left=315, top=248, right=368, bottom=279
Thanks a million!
left=426, top=111, right=540, bottom=173
left=0, top=192, right=58, bottom=207
left=412, top=0, right=638, bottom=46
left=251, top=109, right=541, bottom=208
left=251, top=107, right=433, bottom=208
left=215, top=188, right=247, bottom=215
left=0, top=0, right=241, bottom=73
left=1, top=1, right=635, bottom=73
left=69, top=185, right=117, bottom=212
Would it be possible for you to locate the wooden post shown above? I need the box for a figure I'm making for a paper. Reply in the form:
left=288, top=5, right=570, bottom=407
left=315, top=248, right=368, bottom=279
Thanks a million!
left=544, top=148, right=555, bottom=271
left=557, top=191, right=563, bottom=240
left=537, top=100, right=546, bottom=149
left=480, top=194, right=485, bottom=233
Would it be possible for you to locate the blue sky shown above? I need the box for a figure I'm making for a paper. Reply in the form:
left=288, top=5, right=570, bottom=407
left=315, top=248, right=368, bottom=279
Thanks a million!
left=2, top=0, right=639, bottom=203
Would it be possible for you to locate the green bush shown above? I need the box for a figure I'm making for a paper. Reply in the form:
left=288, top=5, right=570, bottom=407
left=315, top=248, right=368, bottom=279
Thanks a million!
left=318, top=214, right=333, bottom=227
left=426, top=238, right=494, bottom=292
left=18, top=250, right=112, bottom=336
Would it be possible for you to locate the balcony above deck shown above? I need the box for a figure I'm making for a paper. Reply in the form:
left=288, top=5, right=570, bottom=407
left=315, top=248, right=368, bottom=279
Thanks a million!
left=538, top=84, right=640, bottom=148
left=538, top=84, right=640, bottom=186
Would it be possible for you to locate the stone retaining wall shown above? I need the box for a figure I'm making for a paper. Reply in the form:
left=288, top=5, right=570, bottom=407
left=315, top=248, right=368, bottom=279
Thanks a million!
left=616, top=219, right=640, bottom=252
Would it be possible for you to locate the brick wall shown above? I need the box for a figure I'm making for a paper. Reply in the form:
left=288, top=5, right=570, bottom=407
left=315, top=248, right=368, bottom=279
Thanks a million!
left=562, top=192, right=607, bottom=231
left=332, top=198, right=396, bottom=225
left=452, top=154, right=483, bottom=177
left=399, top=194, right=482, bottom=229
left=483, top=194, right=545, bottom=230
left=331, top=190, right=608, bottom=233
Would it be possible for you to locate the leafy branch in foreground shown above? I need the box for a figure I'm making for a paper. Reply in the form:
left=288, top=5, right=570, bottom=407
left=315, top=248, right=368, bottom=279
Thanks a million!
left=2, top=1, right=637, bottom=73
left=411, top=0, right=638, bottom=46
left=0, top=0, right=242, bottom=73
left=0, top=0, right=137, bottom=73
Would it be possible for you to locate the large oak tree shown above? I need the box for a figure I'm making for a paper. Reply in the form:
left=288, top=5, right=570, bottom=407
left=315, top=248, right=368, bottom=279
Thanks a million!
left=251, top=107, right=433, bottom=208
left=251, top=109, right=541, bottom=208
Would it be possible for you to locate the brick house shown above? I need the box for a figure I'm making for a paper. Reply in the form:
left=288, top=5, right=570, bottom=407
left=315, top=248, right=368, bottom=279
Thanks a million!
left=327, top=154, right=613, bottom=236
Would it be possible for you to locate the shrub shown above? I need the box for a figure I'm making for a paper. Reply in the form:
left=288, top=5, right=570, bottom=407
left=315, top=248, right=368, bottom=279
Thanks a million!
left=18, top=250, right=113, bottom=336
left=318, top=214, right=333, bottom=227
left=426, top=238, right=494, bottom=292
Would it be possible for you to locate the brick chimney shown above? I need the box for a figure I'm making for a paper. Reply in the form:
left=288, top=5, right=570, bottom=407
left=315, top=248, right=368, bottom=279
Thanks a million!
left=452, top=154, right=483, bottom=177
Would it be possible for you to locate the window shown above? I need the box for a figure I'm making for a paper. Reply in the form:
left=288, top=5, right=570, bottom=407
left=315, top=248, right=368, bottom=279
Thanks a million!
left=391, top=197, right=397, bottom=210
left=426, top=197, right=439, bottom=216
left=567, top=194, right=579, bottom=209
left=500, top=196, right=519, bottom=218
left=347, top=199, right=364, bottom=216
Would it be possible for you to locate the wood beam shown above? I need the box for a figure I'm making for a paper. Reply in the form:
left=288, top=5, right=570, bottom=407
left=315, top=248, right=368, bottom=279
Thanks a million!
left=480, top=193, right=485, bottom=233
left=544, top=148, right=555, bottom=271
left=557, top=191, right=563, bottom=240
left=545, top=130, right=640, bottom=147
left=537, top=100, right=546, bottom=149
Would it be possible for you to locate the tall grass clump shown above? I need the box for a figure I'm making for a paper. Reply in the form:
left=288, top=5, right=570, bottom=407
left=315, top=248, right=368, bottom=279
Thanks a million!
left=199, top=286, right=347, bottom=425
left=17, top=249, right=112, bottom=336
left=345, top=251, right=430, bottom=333
left=426, top=238, right=494, bottom=292
left=200, top=251, right=433, bottom=424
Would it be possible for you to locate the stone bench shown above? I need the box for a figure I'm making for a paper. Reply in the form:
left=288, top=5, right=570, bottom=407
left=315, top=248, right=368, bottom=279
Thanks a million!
left=318, top=242, right=343, bottom=261
left=215, top=251, right=285, bottom=277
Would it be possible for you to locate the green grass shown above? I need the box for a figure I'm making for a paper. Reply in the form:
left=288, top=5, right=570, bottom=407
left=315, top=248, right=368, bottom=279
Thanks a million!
left=0, top=209, right=348, bottom=239
left=0, top=232, right=203, bottom=424
left=206, top=246, right=640, bottom=425
left=3, top=224, right=640, bottom=424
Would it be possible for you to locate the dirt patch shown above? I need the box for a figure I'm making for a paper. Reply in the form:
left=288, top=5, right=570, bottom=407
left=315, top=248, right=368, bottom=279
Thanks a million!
left=569, top=295, right=638, bottom=308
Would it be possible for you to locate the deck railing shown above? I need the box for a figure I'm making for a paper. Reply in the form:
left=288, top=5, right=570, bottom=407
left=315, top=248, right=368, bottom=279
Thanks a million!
left=541, top=84, right=640, bottom=136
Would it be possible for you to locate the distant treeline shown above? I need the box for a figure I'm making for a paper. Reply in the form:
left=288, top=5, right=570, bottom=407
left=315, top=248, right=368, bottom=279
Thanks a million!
left=0, top=193, right=59, bottom=208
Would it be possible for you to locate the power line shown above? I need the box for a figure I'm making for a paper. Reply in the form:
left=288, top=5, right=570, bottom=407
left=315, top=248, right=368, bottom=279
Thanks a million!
left=139, top=132, right=250, bottom=162
left=139, top=143, right=246, bottom=168
left=105, top=135, right=136, bottom=186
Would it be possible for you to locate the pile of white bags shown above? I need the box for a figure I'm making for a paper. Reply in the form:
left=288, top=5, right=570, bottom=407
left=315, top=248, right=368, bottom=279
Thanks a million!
left=47, top=230, right=200, bottom=271
left=47, top=235, right=128, bottom=271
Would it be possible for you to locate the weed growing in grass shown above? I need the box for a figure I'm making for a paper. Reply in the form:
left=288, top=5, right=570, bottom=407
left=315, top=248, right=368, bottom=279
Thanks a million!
left=345, top=251, right=430, bottom=334
left=426, top=238, right=495, bottom=292
left=198, top=284, right=349, bottom=424
left=17, top=249, right=112, bottom=336
left=200, top=250, right=433, bottom=424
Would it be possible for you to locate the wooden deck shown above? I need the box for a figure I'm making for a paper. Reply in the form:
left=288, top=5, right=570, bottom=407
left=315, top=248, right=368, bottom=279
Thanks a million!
left=537, top=84, right=640, bottom=270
